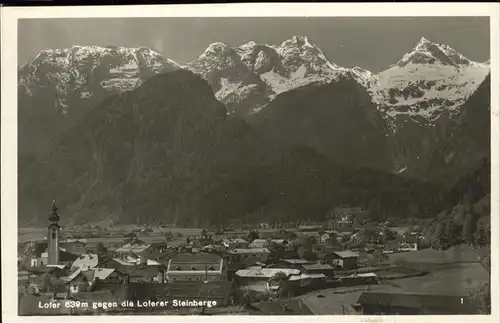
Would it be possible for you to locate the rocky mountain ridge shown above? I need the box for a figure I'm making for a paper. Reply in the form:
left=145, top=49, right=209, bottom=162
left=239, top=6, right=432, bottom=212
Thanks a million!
left=18, top=36, right=490, bottom=190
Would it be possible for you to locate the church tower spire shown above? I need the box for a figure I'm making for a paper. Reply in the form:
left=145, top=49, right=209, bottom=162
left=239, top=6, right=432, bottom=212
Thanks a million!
left=47, top=199, right=61, bottom=265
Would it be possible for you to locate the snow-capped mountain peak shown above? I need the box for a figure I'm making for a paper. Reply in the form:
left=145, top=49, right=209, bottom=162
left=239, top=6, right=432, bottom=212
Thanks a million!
left=396, top=37, right=472, bottom=68
left=19, top=45, right=180, bottom=112
left=186, top=36, right=384, bottom=113
left=280, top=35, right=311, bottom=47
left=200, top=42, right=232, bottom=58
left=371, top=36, right=489, bottom=127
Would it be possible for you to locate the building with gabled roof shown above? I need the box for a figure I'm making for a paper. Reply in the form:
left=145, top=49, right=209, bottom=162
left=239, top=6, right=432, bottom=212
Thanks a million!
left=71, top=253, right=99, bottom=270
left=326, top=250, right=359, bottom=269
left=227, top=248, right=270, bottom=265
left=166, top=253, right=226, bottom=282
left=249, top=239, right=288, bottom=248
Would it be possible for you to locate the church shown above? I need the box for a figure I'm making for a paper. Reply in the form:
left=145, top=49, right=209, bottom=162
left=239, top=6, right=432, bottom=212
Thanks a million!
left=29, top=201, right=78, bottom=268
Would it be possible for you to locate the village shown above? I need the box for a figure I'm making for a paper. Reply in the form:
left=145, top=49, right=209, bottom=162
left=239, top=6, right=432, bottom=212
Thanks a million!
left=17, top=202, right=490, bottom=315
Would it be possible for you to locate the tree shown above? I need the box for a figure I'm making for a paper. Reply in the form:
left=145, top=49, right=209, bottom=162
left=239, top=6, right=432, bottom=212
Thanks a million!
left=297, top=246, right=318, bottom=261
left=381, top=228, right=396, bottom=242
left=96, top=242, right=107, bottom=254
left=268, top=242, right=286, bottom=260
left=474, top=216, right=490, bottom=247
left=326, top=233, right=339, bottom=245
left=470, top=282, right=491, bottom=314
left=164, top=231, right=174, bottom=241
left=371, top=249, right=388, bottom=266
left=444, top=219, right=462, bottom=247
left=393, top=257, right=407, bottom=267
left=462, top=212, right=477, bottom=245
left=247, top=230, right=259, bottom=242
left=296, top=235, right=316, bottom=248
left=37, top=273, right=65, bottom=293
left=429, top=221, right=446, bottom=250
left=270, top=271, right=288, bottom=284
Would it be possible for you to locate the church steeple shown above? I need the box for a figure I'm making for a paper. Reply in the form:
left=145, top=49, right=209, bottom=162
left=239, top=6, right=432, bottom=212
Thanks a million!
left=49, top=199, right=60, bottom=225
left=47, top=199, right=61, bottom=265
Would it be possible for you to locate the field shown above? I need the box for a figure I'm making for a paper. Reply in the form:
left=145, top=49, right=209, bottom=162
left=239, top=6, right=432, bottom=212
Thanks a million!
left=18, top=226, right=261, bottom=248
left=387, top=245, right=489, bottom=264
left=300, top=245, right=490, bottom=314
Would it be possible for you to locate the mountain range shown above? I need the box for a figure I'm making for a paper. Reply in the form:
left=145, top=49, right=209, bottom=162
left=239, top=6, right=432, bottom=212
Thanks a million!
left=17, top=36, right=491, bottom=226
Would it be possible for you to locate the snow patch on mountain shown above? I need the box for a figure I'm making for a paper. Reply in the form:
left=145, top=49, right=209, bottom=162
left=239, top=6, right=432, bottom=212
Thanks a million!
left=261, top=64, right=314, bottom=94
left=372, top=64, right=489, bottom=122
left=215, top=77, right=243, bottom=100
left=350, top=66, right=379, bottom=87
left=188, top=36, right=369, bottom=112
left=371, top=38, right=489, bottom=126
left=396, top=37, right=472, bottom=67
left=19, top=45, right=180, bottom=112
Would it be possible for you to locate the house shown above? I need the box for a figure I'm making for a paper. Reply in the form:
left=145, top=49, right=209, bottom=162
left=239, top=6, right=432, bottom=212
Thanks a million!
left=319, top=231, right=336, bottom=243
left=269, top=259, right=312, bottom=269
left=355, top=292, right=477, bottom=315
left=166, top=253, right=227, bottom=282
left=257, top=222, right=271, bottom=230
left=94, top=258, right=132, bottom=280
left=222, top=237, right=249, bottom=249
left=288, top=273, right=327, bottom=289
left=271, top=230, right=297, bottom=240
left=398, top=234, right=420, bottom=252
left=227, top=248, right=270, bottom=265
left=313, top=245, right=343, bottom=262
left=60, top=239, right=87, bottom=255
left=333, top=207, right=364, bottom=222
left=329, top=250, right=359, bottom=269
left=123, top=232, right=137, bottom=238
left=115, top=238, right=151, bottom=255
left=71, top=253, right=99, bottom=270
left=334, top=228, right=358, bottom=242
left=92, top=268, right=120, bottom=283
left=248, top=239, right=288, bottom=248
left=298, top=231, right=321, bottom=239
left=337, top=272, right=378, bottom=285
left=235, top=267, right=301, bottom=283
left=298, top=224, right=323, bottom=232
left=67, top=269, right=95, bottom=293
left=124, top=265, right=164, bottom=283
left=201, top=244, right=226, bottom=253
left=32, top=248, right=78, bottom=268
left=299, top=263, right=334, bottom=279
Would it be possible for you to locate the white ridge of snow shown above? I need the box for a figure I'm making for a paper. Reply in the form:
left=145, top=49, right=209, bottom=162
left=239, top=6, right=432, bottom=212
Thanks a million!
left=19, top=44, right=182, bottom=111
left=215, top=77, right=243, bottom=100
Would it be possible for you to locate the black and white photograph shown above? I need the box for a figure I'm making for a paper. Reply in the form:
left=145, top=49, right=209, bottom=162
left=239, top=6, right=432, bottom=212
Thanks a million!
left=1, top=3, right=498, bottom=320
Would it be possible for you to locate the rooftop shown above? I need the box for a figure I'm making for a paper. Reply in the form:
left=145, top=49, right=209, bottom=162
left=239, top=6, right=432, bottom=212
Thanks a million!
left=334, top=250, right=360, bottom=258
left=72, top=253, right=99, bottom=269
left=170, top=253, right=223, bottom=264
left=235, top=267, right=301, bottom=278
left=301, top=263, right=334, bottom=271
left=93, top=268, right=116, bottom=280
left=283, top=259, right=311, bottom=264
left=228, top=248, right=270, bottom=254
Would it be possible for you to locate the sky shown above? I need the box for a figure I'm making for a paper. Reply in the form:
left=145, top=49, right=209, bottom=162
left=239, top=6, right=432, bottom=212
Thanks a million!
left=18, top=17, right=490, bottom=73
